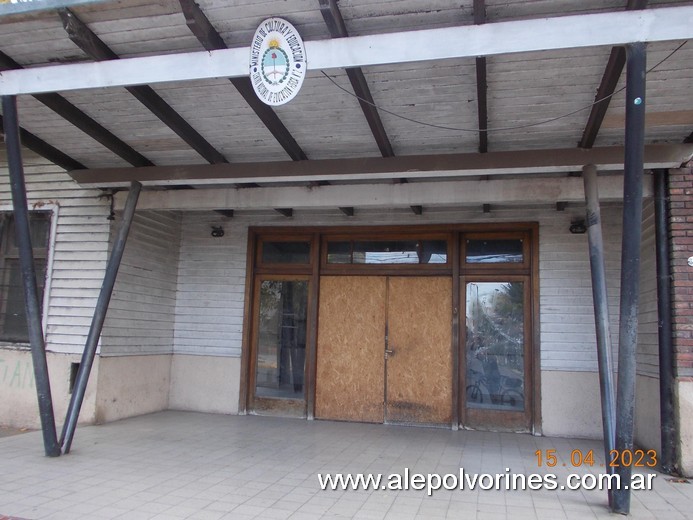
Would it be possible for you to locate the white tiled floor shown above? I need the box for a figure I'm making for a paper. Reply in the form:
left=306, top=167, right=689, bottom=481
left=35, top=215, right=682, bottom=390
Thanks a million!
left=1, top=411, right=692, bottom=519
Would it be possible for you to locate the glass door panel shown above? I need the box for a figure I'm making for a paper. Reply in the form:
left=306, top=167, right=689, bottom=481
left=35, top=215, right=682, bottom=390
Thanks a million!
left=465, top=281, right=526, bottom=417
left=255, top=279, right=308, bottom=400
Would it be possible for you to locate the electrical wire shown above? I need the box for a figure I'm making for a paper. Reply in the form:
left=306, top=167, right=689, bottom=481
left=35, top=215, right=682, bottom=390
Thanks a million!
left=320, top=40, right=689, bottom=133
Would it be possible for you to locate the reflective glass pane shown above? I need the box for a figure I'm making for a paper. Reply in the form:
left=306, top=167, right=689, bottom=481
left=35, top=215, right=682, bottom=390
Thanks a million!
left=327, top=241, right=351, bottom=264
left=10, top=214, right=50, bottom=249
left=466, top=282, right=524, bottom=411
left=0, top=258, right=46, bottom=342
left=255, top=280, right=308, bottom=399
left=420, top=240, right=448, bottom=264
left=353, top=240, right=419, bottom=264
left=261, top=241, right=310, bottom=264
left=466, top=239, right=523, bottom=264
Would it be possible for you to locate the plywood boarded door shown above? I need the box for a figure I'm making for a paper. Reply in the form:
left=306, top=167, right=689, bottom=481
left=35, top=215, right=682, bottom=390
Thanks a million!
left=386, top=277, right=453, bottom=425
left=315, top=276, right=386, bottom=423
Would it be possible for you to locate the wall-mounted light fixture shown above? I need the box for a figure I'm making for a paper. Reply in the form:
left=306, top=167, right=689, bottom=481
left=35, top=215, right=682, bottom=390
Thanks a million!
left=211, top=226, right=225, bottom=238
left=569, top=219, right=587, bottom=234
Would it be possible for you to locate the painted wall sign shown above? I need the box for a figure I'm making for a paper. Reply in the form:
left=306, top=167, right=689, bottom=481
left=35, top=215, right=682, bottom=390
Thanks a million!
left=250, top=18, right=307, bottom=106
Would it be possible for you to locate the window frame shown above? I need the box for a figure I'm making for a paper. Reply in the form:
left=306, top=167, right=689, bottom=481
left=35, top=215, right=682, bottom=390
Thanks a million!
left=0, top=205, right=57, bottom=345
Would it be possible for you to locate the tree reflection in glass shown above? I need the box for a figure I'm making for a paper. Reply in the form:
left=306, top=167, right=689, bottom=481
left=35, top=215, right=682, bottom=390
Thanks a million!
left=465, top=282, right=524, bottom=411
left=255, top=280, right=308, bottom=399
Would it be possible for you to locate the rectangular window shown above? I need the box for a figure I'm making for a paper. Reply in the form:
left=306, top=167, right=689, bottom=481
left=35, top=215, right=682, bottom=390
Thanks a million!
left=261, top=241, right=311, bottom=265
left=0, top=212, right=51, bottom=343
left=466, top=239, right=524, bottom=264
left=326, top=239, right=447, bottom=265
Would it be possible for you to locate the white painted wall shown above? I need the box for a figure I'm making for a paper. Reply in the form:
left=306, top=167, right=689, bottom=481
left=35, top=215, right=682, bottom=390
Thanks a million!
left=635, top=200, right=662, bottom=452
left=0, top=151, right=110, bottom=356
left=101, top=210, right=182, bottom=356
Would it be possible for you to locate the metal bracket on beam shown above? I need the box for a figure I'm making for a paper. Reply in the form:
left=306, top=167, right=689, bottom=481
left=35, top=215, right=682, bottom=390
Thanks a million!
left=275, top=208, right=293, bottom=217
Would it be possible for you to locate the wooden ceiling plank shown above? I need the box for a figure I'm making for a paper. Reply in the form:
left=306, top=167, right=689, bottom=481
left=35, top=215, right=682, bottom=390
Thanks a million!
left=0, top=50, right=153, bottom=167
left=578, top=0, right=648, bottom=149
left=67, top=144, right=693, bottom=188
left=0, top=113, right=86, bottom=170
left=58, top=7, right=228, bottom=165
left=318, top=0, right=394, bottom=158
left=178, top=0, right=307, bottom=162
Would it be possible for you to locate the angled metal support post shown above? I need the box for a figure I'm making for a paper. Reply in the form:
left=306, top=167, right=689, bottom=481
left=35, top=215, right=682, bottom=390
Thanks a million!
left=654, top=168, right=676, bottom=474
left=60, top=180, right=142, bottom=454
left=613, top=41, right=647, bottom=515
left=582, top=163, right=616, bottom=506
left=2, top=95, right=61, bottom=457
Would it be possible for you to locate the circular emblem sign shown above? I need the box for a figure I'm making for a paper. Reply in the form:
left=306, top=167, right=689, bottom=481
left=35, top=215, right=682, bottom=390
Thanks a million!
left=250, top=18, right=307, bottom=106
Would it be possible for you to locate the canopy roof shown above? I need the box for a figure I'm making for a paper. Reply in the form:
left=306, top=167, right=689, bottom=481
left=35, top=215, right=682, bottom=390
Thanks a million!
left=0, top=0, right=691, bottom=189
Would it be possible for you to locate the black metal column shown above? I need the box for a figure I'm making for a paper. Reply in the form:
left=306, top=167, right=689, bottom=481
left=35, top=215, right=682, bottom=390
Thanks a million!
left=654, top=168, right=676, bottom=474
left=613, top=42, right=647, bottom=515
left=582, top=164, right=616, bottom=506
left=60, top=181, right=142, bottom=454
left=2, top=96, right=61, bottom=457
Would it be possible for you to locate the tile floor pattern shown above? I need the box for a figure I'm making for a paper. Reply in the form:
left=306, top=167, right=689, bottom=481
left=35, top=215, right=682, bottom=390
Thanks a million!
left=1, top=411, right=692, bottom=519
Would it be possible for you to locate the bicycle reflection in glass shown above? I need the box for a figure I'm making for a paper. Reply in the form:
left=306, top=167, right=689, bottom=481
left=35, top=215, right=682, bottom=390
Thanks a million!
left=466, top=333, right=524, bottom=411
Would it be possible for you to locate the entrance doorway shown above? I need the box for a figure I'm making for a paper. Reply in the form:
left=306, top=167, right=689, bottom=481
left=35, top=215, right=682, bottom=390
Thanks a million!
left=315, top=276, right=452, bottom=425
left=242, top=225, right=538, bottom=432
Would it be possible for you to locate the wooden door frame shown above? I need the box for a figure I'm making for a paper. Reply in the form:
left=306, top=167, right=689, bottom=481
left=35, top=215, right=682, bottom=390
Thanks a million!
left=240, top=223, right=540, bottom=432
left=459, top=274, right=533, bottom=431
left=247, top=273, right=312, bottom=418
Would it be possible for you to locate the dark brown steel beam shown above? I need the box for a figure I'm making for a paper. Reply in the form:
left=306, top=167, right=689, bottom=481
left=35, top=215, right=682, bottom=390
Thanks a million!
left=178, top=0, right=307, bottom=161
left=0, top=114, right=85, bottom=171
left=578, top=0, right=648, bottom=149
left=318, top=0, right=394, bottom=158
left=58, top=8, right=227, bottom=165
left=474, top=0, right=488, bottom=153
left=0, top=51, right=153, bottom=167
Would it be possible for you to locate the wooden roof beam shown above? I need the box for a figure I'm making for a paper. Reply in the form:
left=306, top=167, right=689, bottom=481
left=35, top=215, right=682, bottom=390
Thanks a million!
left=318, top=0, right=394, bottom=158
left=473, top=0, right=488, bottom=154
left=4, top=7, right=692, bottom=96
left=0, top=50, right=153, bottom=167
left=578, top=0, right=648, bottom=149
left=0, top=113, right=85, bottom=171
left=178, top=0, right=307, bottom=162
left=57, top=8, right=227, bottom=165
left=67, top=144, right=693, bottom=188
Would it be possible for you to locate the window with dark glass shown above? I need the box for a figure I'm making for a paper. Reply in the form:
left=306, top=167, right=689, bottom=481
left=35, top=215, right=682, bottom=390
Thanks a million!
left=466, top=239, right=523, bottom=264
left=0, top=212, right=51, bottom=343
left=327, top=239, right=447, bottom=265
left=261, top=241, right=311, bottom=264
